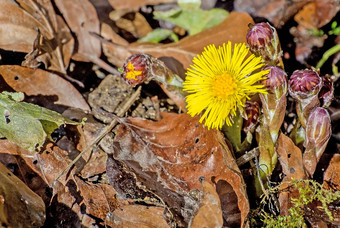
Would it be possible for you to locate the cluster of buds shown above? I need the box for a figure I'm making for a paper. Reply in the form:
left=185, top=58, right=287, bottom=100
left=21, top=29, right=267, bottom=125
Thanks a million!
left=288, top=69, right=333, bottom=177
left=246, top=22, right=283, bottom=69
left=121, top=54, right=186, bottom=111
left=288, top=69, right=323, bottom=128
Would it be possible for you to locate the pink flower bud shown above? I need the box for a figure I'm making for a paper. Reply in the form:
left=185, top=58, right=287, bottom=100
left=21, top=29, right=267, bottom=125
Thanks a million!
left=247, top=23, right=273, bottom=50
left=304, top=107, right=331, bottom=176
left=288, top=69, right=322, bottom=99
left=262, top=65, right=287, bottom=94
left=246, top=23, right=282, bottom=66
left=122, top=54, right=151, bottom=87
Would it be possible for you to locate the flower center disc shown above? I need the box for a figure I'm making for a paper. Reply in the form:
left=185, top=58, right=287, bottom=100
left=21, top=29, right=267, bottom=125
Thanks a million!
left=212, top=73, right=237, bottom=99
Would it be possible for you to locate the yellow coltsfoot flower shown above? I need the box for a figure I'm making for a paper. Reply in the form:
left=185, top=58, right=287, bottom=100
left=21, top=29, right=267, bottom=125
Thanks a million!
left=183, top=41, right=269, bottom=129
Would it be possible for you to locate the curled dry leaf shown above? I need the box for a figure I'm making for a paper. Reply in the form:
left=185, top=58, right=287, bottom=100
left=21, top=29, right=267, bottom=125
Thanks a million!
left=189, top=180, right=223, bottom=228
left=276, top=133, right=307, bottom=216
left=0, top=162, right=45, bottom=227
left=0, top=65, right=90, bottom=112
left=105, top=112, right=249, bottom=227
left=0, top=0, right=74, bottom=73
left=101, top=12, right=254, bottom=70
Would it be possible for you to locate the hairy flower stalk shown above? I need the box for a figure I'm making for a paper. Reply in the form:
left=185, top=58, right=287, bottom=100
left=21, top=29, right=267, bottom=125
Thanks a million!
left=288, top=69, right=323, bottom=128
left=122, top=53, right=186, bottom=110
left=183, top=41, right=269, bottom=130
left=256, top=66, right=288, bottom=194
left=247, top=22, right=284, bottom=69
left=303, top=107, right=331, bottom=177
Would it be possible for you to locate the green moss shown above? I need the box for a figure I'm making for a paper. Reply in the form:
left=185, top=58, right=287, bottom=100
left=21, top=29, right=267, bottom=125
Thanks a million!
left=259, top=179, right=340, bottom=227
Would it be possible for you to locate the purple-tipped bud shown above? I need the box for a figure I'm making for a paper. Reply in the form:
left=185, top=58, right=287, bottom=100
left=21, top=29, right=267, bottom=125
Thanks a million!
left=303, top=107, right=331, bottom=176
left=246, top=23, right=283, bottom=67
left=288, top=69, right=322, bottom=99
left=318, top=75, right=334, bottom=108
left=288, top=69, right=323, bottom=128
left=122, top=54, right=152, bottom=87
left=262, top=66, right=287, bottom=94
left=247, top=23, right=273, bottom=50
left=243, top=101, right=260, bottom=134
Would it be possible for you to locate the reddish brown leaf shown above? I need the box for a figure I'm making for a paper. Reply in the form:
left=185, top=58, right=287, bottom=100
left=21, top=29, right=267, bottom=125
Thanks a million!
left=190, top=180, right=223, bottom=228
left=0, top=65, right=90, bottom=112
left=111, top=204, right=169, bottom=228
left=54, top=0, right=101, bottom=62
left=0, top=162, right=45, bottom=227
left=106, top=112, right=249, bottom=227
left=276, top=133, right=307, bottom=216
left=102, top=12, right=254, bottom=70
left=0, top=0, right=74, bottom=73
left=294, top=1, right=340, bottom=29
left=323, top=154, right=340, bottom=190
left=74, top=176, right=118, bottom=227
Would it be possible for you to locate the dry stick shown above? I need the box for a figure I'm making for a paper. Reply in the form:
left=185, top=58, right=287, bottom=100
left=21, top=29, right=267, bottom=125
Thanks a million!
left=53, top=86, right=142, bottom=184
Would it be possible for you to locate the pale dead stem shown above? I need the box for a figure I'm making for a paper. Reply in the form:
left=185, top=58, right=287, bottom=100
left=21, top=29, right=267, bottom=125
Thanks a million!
left=53, top=86, right=142, bottom=184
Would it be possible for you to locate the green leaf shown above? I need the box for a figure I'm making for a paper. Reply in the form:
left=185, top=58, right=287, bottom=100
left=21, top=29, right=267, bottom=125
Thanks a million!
left=138, top=28, right=179, bottom=43
left=154, top=7, right=228, bottom=35
left=0, top=91, right=83, bottom=152
left=178, top=0, right=201, bottom=10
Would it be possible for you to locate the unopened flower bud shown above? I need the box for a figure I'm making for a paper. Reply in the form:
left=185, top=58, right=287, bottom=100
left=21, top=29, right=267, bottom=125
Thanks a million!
left=247, top=23, right=283, bottom=68
left=318, top=75, right=334, bottom=108
left=122, top=54, right=151, bottom=87
left=261, top=65, right=287, bottom=96
left=260, top=65, right=287, bottom=142
left=303, top=107, right=331, bottom=176
left=289, top=69, right=322, bottom=99
left=121, top=53, right=186, bottom=110
left=288, top=69, right=323, bottom=128
left=243, top=101, right=260, bottom=134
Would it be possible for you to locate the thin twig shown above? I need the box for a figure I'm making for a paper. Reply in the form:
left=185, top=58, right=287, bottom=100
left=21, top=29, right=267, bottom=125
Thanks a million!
left=236, top=147, right=260, bottom=166
left=52, top=86, right=141, bottom=184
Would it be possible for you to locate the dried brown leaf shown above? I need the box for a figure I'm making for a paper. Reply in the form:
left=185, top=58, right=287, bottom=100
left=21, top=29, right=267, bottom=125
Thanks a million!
left=190, top=180, right=223, bottom=228
left=234, top=0, right=310, bottom=28
left=111, top=204, right=169, bottom=228
left=54, top=0, right=101, bottom=62
left=0, top=65, right=90, bottom=112
left=109, top=9, right=152, bottom=39
left=106, top=112, right=249, bottom=227
left=0, top=162, right=45, bottom=227
left=74, top=176, right=118, bottom=227
left=323, top=154, right=340, bottom=190
left=276, top=133, right=307, bottom=216
left=108, top=0, right=176, bottom=11
left=102, top=12, right=254, bottom=70
left=0, top=0, right=74, bottom=73
left=294, top=1, right=340, bottom=29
